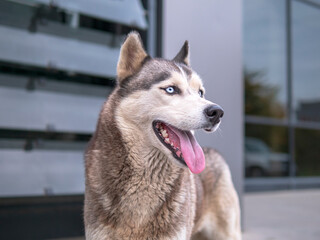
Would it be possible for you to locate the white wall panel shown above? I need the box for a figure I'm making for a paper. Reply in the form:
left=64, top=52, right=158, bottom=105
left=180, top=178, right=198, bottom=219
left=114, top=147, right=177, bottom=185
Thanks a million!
left=163, top=0, right=244, bottom=202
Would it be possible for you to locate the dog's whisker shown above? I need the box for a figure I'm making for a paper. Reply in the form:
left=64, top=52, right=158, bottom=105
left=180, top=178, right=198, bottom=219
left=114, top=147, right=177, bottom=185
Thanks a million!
left=217, top=127, right=223, bottom=137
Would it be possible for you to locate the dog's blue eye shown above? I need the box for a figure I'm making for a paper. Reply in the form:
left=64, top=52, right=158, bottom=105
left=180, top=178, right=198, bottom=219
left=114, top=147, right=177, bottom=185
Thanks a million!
left=161, top=86, right=180, bottom=95
left=166, top=87, right=175, bottom=94
left=198, top=90, right=204, bottom=98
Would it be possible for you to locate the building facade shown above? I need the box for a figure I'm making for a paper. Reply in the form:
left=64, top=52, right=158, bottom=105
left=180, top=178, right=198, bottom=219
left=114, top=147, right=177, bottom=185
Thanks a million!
left=244, top=0, right=320, bottom=191
left=0, top=0, right=319, bottom=238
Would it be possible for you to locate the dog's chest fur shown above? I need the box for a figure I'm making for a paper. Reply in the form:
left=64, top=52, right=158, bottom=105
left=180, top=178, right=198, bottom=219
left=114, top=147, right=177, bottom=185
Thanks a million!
left=84, top=95, right=197, bottom=240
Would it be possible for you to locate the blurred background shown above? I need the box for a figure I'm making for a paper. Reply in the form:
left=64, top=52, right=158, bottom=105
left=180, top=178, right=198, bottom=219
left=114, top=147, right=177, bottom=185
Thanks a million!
left=0, top=0, right=319, bottom=239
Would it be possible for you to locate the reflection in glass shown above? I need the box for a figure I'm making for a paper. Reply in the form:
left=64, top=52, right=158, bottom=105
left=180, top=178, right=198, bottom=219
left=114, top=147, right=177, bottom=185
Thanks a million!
left=295, top=128, right=320, bottom=176
left=245, top=124, right=289, bottom=177
left=245, top=70, right=286, bottom=118
left=293, top=1, right=320, bottom=123
left=243, top=0, right=287, bottom=118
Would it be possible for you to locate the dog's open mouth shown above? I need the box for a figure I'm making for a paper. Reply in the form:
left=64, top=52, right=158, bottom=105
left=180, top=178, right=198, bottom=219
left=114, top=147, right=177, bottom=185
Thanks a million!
left=153, top=121, right=205, bottom=174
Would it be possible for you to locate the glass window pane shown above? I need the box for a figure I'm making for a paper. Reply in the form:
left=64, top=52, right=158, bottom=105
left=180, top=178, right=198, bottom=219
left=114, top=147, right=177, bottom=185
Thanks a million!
left=245, top=124, right=289, bottom=177
left=293, top=1, right=320, bottom=123
left=295, top=128, right=320, bottom=176
left=244, top=0, right=287, bottom=118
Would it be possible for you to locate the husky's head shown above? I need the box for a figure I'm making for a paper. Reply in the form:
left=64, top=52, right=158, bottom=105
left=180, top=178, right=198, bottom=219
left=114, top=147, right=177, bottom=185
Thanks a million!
left=114, top=32, right=224, bottom=174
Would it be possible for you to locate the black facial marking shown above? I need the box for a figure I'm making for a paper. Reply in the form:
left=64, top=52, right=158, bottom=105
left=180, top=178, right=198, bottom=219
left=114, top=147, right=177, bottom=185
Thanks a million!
left=118, top=70, right=171, bottom=98
left=153, top=72, right=171, bottom=86
left=117, top=58, right=195, bottom=98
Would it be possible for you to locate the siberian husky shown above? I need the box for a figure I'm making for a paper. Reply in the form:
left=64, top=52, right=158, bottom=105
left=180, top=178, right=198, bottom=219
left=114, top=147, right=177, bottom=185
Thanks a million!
left=84, top=32, right=241, bottom=240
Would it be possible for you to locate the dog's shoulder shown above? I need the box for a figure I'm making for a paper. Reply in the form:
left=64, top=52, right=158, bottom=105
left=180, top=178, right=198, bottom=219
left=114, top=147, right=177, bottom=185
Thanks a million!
left=202, top=147, right=229, bottom=177
left=199, top=147, right=235, bottom=197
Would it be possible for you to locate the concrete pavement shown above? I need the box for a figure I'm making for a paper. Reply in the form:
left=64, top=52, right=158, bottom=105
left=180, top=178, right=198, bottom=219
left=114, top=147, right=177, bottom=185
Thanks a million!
left=243, top=189, right=320, bottom=240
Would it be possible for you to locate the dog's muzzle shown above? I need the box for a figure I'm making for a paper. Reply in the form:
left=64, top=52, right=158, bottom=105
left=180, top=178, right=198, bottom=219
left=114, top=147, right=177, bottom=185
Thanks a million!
left=204, top=104, right=224, bottom=125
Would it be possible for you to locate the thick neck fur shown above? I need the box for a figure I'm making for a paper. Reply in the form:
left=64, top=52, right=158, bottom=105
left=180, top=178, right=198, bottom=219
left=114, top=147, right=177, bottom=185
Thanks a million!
left=85, top=90, right=196, bottom=239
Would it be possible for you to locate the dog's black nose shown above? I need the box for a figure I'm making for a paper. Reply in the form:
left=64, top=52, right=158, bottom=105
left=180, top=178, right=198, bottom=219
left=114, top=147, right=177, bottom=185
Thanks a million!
left=204, top=105, right=224, bottom=124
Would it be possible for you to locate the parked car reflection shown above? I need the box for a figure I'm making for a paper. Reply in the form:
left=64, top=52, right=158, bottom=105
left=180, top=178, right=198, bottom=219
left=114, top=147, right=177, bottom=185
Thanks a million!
left=245, top=137, right=289, bottom=177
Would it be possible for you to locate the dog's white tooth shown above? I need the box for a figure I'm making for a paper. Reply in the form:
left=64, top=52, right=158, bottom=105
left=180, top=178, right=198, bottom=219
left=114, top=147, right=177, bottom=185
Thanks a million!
left=161, top=131, right=168, bottom=138
left=165, top=138, right=170, bottom=143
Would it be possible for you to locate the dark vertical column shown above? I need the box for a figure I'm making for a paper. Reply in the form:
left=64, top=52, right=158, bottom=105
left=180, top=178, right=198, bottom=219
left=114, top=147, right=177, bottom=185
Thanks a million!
left=156, top=0, right=163, bottom=57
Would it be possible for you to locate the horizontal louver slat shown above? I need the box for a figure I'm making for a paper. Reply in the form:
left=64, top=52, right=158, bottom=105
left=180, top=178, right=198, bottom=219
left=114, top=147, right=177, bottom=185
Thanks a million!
left=0, top=26, right=119, bottom=77
left=0, top=86, right=105, bottom=133
left=0, top=149, right=85, bottom=197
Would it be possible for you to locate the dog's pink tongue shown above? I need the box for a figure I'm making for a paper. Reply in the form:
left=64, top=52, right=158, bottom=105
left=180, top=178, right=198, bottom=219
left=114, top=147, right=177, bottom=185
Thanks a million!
left=170, top=128, right=205, bottom=174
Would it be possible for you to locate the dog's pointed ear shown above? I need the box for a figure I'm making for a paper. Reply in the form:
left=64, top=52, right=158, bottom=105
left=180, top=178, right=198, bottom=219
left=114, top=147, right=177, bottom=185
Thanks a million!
left=117, top=32, right=148, bottom=82
left=172, top=41, right=190, bottom=66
